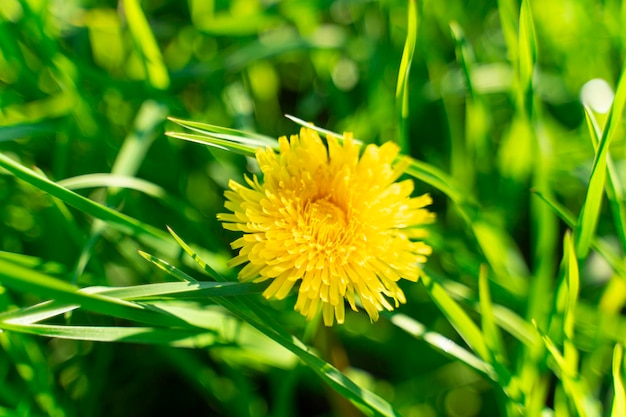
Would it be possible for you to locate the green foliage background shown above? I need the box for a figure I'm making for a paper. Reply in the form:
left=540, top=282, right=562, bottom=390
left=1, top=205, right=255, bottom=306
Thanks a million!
left=1, top=0, right=625, bottom=416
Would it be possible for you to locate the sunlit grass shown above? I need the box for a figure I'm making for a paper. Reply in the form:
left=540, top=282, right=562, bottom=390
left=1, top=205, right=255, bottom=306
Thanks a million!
left=1, top=0, right=625, bottom=416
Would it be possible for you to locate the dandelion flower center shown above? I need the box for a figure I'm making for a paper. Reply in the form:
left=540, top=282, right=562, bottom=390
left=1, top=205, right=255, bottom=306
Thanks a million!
left=304, top=198, right=347, bottom=244
left=218, top=127, right=435, bottom=326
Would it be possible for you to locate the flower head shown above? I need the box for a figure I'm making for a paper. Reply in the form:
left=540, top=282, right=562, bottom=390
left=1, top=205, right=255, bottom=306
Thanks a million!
left=218, top=128, right=434, bottom=326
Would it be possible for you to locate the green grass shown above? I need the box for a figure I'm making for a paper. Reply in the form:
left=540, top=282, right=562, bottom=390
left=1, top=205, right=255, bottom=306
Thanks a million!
left=1, top=0, right=626, bottom=416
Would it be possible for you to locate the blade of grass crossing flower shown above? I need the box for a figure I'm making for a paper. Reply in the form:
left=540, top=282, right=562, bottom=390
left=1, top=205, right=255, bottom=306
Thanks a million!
left=138, top=250, right=198, bottom=282
left=165, top=131, right=261, bottom=156
left=167, top=226, right=229, bottom=282
left=161, top=230, right=401, bottom=415
left=124, top=0, right=169, bottom=89
left=612, top=344, right=626, bottom=417
left=168, top=116, right=277, bottom=144
left=166, top=228, right=310, bottom=350
left=395, top=0, right=418, bottom=154
left=166, top=228, right=315, bottom=344
left=575, top=64, right=626, bottom=258
left=285, top=114, right=345, bottom=140
left=211, top=296, right=403, bottom=417
left=421, top=273, right=490, bottom=361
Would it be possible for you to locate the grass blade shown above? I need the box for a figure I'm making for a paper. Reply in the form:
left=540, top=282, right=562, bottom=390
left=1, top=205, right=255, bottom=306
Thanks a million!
left=215, top=299, right=403, bottom=417
left=168, top=116, right=277, bottom=144
left=479, top=265, right=506, bottom=363
left=395, top=0, right=418, bottom=153
left=518, top=0, right=536, bottom=117
left=0, top=152, right=173, bottom=250
left=582, top=106, right=626, bottom=254
left=0, top=257, right=190, bottom=328
left=58, top=173, right=169, bottom=197
left=0, top=322, right=213, bottom=346
left=124, top=0, right=170, bottom=89
left=390, top=313, right=495, bottom=378
left=285, top=114, right=349, bottom=141
left=165, top=131, right=262, bottom=156
left=533, top=190, right=626, bottom=279
left=563, top=232, right=579, bottom=365
left=167, top=226, right=228, bottom=282
left=536, top=323, right=602, bottom=417
left=420, top=272, right=490, bottom=362
left=575, top=64, right=626, bottom=258
left=612, top=344, right=625, bottom=417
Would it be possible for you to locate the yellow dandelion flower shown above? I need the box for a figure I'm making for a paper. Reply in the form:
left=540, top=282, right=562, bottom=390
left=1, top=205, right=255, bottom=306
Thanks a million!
left=218, top=127, right=434, bottom=326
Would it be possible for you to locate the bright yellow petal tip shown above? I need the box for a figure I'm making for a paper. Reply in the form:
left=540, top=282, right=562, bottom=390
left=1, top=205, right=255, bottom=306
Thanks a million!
left=218, top=127, right=435, bottom=326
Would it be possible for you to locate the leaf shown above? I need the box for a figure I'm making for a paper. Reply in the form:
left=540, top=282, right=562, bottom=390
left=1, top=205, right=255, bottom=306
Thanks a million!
left=420, top=272, right=490, bottom=362
left=167, top=226, right=228, bottom=282
left=0, top=152, right=174, bottom=252
left=0, top=257, right=190, bottom=328
left=168, top=116, right=277, bottom=144
left=612, top=344, right=626, bottom=417
left=557, top=232, right=580, bottom=376
left=165, top=131, right=262, bottom=156
left=395, top=0, right=418, bottom=153
left=0, top=122, right=58, bottom=142
left=575, top=62, right=626, bottom=258
left=0, top=322, right=215, bottom=346
left=124, top=0, right=170, bottom=89
left=479, top=265, right=506, bottom=363
left=533, top=190, right=626, bottom=279
left=285, top=114, right=347, bottom=141
left=582, top=106, right=626, bottom=255
left=536, top=322, right=602, bottom=417
left=518, top=0, right=537, bottom=117
left=390, top=313, right=495, bottom=378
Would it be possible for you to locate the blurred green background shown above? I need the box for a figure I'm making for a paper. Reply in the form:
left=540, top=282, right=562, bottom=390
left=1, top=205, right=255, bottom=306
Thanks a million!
left=1, top=0, right=625, bottom=416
